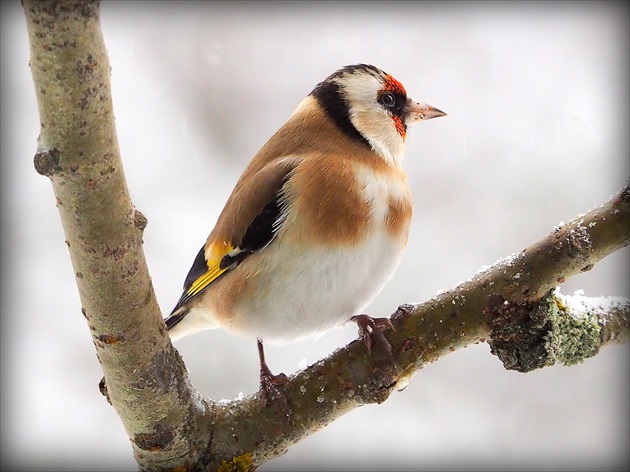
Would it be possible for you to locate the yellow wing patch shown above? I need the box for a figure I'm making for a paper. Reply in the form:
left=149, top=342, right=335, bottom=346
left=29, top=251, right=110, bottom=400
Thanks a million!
left=186, top=264, right=227, bottom=297
left=185, top=241, right=234, bottom=297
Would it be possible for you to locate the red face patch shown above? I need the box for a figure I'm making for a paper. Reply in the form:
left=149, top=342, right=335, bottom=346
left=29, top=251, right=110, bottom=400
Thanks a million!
left=383, top=74, right=407, bottom=96
left=392, top=115, right=406, bottom=139
left=384, top=75, right=408, bottom=139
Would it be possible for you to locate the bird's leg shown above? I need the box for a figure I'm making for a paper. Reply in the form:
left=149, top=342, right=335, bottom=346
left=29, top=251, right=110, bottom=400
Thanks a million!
left=257, top=338, right=289, bottom=408
left=350, top=314, right=395, bottom=360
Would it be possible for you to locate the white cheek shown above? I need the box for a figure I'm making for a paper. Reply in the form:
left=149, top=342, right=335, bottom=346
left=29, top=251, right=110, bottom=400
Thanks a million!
left=350, top=109, right=405, bottom=165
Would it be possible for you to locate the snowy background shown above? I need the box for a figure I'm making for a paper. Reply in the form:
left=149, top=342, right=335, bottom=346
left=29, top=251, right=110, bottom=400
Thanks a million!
left=1, top=1, right=629, bottom=471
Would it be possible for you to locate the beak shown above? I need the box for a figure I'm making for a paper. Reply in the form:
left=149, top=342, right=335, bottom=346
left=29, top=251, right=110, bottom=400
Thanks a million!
left=405, top=99, right=447, bottom=124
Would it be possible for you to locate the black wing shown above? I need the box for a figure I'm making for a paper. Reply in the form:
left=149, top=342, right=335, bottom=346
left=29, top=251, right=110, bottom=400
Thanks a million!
left=165, top=176, right=290, bottom=328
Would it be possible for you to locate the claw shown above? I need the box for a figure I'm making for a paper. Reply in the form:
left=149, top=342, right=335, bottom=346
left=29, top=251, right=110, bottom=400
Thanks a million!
left=259, top=362, right=289, bottom=408
left=257, top=339, right=291, bottom=413
left=351, top=314, right=395, bottom=360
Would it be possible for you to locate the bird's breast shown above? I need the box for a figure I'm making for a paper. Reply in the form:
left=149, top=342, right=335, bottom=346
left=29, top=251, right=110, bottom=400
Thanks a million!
left=352, top=161, right=412, bottom=244
left=284, top=156, right=412, bottom=247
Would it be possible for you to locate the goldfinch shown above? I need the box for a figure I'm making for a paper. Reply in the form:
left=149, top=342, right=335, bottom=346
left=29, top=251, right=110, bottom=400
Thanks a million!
left=165, top=64, right=445, bottom=403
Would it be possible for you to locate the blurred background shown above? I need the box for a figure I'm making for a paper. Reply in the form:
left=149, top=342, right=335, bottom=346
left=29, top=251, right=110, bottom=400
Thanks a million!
left=1, top=1, right=628, bottom=470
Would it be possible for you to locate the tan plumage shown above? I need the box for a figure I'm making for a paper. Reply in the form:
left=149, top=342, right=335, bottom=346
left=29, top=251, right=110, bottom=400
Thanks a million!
left=165, top=64, right=445, bottom=403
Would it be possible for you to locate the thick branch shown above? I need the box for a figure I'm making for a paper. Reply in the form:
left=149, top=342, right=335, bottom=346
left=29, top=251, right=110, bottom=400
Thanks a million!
left=25, top=1, right=629, bottom=470
left=24, top=1, right=208, bottom=469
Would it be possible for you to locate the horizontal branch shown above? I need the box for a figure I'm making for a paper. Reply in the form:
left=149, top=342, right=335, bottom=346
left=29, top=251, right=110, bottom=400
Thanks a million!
left=207, top=181, right=629, bottom=469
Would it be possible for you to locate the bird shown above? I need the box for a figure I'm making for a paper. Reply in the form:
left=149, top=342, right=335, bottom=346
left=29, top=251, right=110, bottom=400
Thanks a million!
left=164, top=64, right=445, bottom=405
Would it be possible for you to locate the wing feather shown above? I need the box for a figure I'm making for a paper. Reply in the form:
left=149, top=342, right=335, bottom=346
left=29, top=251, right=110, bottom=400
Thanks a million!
left=166, top=159, right=297, bottom=325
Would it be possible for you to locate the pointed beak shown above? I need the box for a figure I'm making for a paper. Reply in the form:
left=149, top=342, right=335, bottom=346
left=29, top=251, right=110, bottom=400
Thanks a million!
left=405, top=99, right=447, bottom=125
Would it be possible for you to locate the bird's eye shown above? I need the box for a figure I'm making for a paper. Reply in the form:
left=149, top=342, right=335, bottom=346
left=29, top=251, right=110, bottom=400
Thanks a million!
left=379, top=92, right=396, bottom=108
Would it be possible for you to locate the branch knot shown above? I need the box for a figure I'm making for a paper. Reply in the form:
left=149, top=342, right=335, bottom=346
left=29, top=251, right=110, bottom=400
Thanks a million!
left=34, top=148, right=62, bottom=176
left=486, top=294, right=554, bottom=372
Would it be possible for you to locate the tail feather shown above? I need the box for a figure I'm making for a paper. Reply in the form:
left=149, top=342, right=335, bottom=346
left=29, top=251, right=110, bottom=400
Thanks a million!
left=164, top=306, right=189, bottom=331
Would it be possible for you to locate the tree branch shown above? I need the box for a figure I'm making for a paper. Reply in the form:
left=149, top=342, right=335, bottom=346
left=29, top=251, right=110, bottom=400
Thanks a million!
left=25, top=1, right=629, bottom=470
left=24, top=1, right=209, bottom=469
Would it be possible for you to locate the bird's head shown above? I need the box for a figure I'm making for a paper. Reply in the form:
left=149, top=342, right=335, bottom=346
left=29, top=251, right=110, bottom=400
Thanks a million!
left=310, top=64, right=445, bottom=164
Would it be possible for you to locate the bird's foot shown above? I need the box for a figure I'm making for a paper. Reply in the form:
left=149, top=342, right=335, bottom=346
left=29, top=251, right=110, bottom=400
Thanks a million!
left=259, top=363, right=290, bottom=410
left=351, top=314, right=395, bottom=360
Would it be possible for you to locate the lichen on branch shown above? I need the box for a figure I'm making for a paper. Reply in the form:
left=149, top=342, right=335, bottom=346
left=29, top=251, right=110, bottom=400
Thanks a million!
left=487, top=289, right=629, bottom=372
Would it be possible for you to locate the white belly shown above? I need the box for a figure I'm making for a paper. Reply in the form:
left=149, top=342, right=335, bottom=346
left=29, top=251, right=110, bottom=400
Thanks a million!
left=228, top=229, right=406, bottom=344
